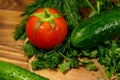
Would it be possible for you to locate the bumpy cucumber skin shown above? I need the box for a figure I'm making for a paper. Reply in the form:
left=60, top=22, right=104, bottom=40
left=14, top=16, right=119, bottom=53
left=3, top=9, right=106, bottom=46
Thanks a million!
left=71, top=9, right=120, bottom=49
left=0, top=61, right=49, bottom=80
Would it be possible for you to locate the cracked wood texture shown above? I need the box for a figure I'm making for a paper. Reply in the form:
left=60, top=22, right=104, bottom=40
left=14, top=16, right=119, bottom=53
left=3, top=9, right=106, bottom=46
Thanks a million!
left=0, top=0, right=107, bottom=80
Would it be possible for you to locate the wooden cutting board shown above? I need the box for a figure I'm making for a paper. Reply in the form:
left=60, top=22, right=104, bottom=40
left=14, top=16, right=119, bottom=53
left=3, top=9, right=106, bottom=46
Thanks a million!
left=0, top=0, right=107, bottom=80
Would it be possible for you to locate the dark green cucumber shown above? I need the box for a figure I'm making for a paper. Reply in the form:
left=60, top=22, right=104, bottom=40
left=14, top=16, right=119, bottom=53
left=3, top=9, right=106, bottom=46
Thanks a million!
left=0, top=61, right=49, bottom=80
left=71, top=9, right=120, bottom=49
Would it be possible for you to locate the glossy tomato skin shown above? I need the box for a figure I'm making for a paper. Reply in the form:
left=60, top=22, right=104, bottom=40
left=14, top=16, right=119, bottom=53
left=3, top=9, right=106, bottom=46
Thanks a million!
left=26, top=8, right=68, bottom=50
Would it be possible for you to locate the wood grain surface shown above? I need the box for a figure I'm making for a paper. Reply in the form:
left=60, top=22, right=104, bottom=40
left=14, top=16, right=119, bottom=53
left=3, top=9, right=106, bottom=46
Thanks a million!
left=0, top=0, right=107, bottom=80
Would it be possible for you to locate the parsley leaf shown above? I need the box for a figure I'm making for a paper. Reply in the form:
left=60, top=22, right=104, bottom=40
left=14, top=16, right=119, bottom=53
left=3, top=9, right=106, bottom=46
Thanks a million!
left=86, top=64, right=98, bottom=71
left=23, top=41, right=37, bottom=57
left=58, top=61, right=70, bottom=73
left=98, top=40, right=120, bottom=78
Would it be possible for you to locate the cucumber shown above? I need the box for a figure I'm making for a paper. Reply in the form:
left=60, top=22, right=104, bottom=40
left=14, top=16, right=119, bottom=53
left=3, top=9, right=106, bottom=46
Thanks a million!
left=0, top=61, right=49, bottom=80
left=71, top=9, right=120, bottom=49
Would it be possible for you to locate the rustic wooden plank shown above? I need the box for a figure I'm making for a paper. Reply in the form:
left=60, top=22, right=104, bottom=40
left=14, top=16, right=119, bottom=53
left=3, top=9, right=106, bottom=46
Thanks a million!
left=0, top=49, right=28, bottom=62
left=0, top=0, right=33, bottom=11
left=0, top=57, right=29, bottom=69
left=0, top=45, right=24, bottom=54
left=0, top=9, right=25, bottom=50
left=0, top=29, right=24, bottom=49
left=0, top=6, right=29, bottom=70
left=0, top=9, right=24, bottom=24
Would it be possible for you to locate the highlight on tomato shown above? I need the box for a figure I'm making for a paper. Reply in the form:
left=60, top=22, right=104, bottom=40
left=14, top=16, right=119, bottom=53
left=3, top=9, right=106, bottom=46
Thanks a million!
left=26, top=8, right=68, bottom=50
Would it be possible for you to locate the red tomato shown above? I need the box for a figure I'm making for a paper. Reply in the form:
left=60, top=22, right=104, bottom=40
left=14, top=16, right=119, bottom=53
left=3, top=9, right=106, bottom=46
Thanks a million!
left=26, top=8, right=68, bottom=50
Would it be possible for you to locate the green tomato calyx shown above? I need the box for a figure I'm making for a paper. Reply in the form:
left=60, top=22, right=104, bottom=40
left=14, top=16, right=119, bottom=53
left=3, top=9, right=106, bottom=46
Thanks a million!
left=31, top=8, right=61, bottom=35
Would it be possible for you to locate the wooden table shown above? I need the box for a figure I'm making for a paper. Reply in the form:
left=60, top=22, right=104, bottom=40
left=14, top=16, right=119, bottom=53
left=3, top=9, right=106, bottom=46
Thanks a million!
left=0, top=0, right=107, bottom=80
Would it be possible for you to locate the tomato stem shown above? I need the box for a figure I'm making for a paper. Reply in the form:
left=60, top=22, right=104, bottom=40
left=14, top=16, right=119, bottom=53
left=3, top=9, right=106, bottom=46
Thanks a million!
left=31, top=8, right=62, bottom=35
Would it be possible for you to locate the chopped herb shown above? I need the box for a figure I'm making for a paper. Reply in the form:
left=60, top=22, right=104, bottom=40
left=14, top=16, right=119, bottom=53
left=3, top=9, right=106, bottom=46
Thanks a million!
left=58, top=61, right=70, bottom=73
left=86, top=64, right=98, bottom=71
left=23, top=41, right=37, bottom=57
left=98, top=40, right=120, bottom=78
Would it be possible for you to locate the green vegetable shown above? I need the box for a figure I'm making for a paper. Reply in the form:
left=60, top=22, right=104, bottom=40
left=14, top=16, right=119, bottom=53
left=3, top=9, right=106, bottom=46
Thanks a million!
left=71, top=8, right=120, bottom=49
left=0, top=61, right=49, bottom=80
